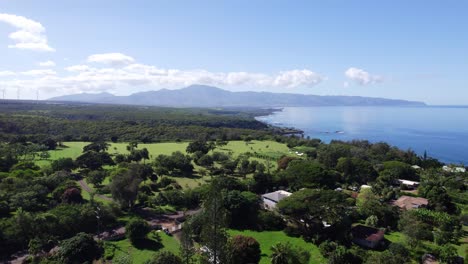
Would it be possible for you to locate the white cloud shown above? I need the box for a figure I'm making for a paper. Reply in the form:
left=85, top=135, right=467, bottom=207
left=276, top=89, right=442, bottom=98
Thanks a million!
left=38, top=60, right=56, bottom=67
left=0, top=53, right=325, bottom=99
left=273, top=70, right=324, bottom=88
left=345, top=67, right=382, bottom=85
left=0, top=13, right=55, bottom=52
left=87, top=53, right=135, bottom=66
left=0, top=71, right=16, bottom=76
left=21, top=69, right=57, bottom=76
left=65, top=65, right=92, bottom=72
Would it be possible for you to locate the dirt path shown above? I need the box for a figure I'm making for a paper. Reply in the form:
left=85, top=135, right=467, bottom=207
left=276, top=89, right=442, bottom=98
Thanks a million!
left=78, top=179, right=114, bottom=202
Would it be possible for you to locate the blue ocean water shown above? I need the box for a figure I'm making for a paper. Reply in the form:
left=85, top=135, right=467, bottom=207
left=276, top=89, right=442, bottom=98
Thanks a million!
left=256, top=107, right=468, bottom=164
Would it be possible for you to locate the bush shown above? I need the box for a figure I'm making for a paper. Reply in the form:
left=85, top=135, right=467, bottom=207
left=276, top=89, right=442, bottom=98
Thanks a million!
left=58, top=232, right=103, bottom=263
left=257, top=210, right=285, bottom=231
left=126, top=219, right=151, bottom=244
left=145, top=251, right=182, bottom=264
left=228, top=235, right=261, bottom=264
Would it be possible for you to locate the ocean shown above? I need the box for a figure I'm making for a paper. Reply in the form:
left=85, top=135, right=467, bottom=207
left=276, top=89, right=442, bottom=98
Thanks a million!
left=256, top=106, right=468, bottom=164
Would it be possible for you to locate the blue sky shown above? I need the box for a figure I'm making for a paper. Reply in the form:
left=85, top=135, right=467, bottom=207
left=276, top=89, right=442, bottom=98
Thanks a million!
left=0, top=0, right=467, bottom=104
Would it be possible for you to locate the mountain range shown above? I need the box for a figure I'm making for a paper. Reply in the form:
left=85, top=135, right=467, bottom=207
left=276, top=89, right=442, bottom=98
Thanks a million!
left=49, top=85, right=426, bottom=107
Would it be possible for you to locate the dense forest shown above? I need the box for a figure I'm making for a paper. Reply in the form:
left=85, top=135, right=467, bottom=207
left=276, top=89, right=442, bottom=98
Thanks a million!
left=0, top=100, right=276, bottom=143
left=0, top=101, right=466, bottom=264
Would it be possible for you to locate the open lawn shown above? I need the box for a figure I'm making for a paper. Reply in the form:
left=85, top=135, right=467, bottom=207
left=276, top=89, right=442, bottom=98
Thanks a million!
left=228, top=229, right=326, bottom=264
left=41, top=140, right=292, bottom=163
left=104, top=231, right=179, bottom=263
left=386, top=231, right=467, bottom=260
left=38, top=140, right=294, bottom=190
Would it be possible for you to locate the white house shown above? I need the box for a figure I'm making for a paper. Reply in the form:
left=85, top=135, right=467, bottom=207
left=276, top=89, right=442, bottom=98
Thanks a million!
left=397, top=179, right=420, bottom=189
left=261, top=190, right=292, bottom=210
left=443, top=165, right=466, bottom=173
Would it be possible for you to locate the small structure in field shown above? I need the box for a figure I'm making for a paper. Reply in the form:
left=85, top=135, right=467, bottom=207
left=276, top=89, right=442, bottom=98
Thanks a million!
left=397, top=179, right=420, bottom=189
left=351, top=225, right=385, bottom=249
left=261, top=190, right=292, bottom=210
left=392, top=195, right=428, bottom=210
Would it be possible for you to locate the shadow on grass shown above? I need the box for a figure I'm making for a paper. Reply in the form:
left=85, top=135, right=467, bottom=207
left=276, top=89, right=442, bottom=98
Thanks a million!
left=132, top=238, right=164, bottom=251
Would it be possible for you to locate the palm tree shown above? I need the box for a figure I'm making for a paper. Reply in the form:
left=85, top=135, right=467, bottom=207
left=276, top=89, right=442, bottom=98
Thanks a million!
left=270, top=242, right=310, bottom=264
left=270, top=242, right=292, bottom=264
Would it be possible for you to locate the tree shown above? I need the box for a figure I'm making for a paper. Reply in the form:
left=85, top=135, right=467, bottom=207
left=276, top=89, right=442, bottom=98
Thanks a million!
left=438, top=244, right=457, bottom=264
left=179, top=218, right=195, bottom=264
left=154, top=152, right=194, bottom=177
left=87, top=170, right=107, bottom=188
left=146, top=251, right=182, bottom=264
left=83, top=141, right=110, bottom=152
left=50, top=157, right=76, bottom=172
left=277, top=189, right=350, bottom=241
left=42, top=138, right=57, bottom=150
left=228, top=235, right=261, bottom=264
left=186, top=140, right=212, bottom=154
left=279, top=160, right=336, bottom=190
left=398, top=210, right=433, bottom=248
left=223, top=190, right=260, bottom=229
left=200, top=178, right=229, bottom=264
left=76, top=151, right=114, bottom=170
left=58, top=232, right=103, bottom=263
left=277, top=156, right=297, bottom=170
left=197, top=154, right=214, bottom=168
left=110, top=167, right=142, bottom=209
left=336, top=157, right=377, bottom=184
left=126, top=219, right=151, bottom=244
left=61, top=187, right=83, bottom=204
left=270, top=242, right=310, bottom=264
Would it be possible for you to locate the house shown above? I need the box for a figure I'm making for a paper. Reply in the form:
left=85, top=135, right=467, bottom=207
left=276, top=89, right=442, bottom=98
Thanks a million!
left=411, top=165, right=422, bottom=170
left=351, top=225, right=385, bottom=249
left=360, top=184, right=372, bottom=191
left=392, top=195, right=428, bottom=210
left=261, top=190, right=292, bottom=210
left=397, top=179, right=420, bottom=189
left=443, top=165, right=466, bottom=173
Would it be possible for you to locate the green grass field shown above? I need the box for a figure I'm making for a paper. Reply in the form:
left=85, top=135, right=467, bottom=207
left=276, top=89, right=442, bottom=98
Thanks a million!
left=42, top=140, right=291, bottom=163
left=386, top=231, right=467, bottom=260
left=228, top=230, right=326, bottom=264
left=105, top=232, right=180, bottom=263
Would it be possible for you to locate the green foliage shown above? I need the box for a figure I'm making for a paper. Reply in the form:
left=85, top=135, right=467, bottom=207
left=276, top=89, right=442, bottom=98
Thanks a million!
left=278, top=188, right=350, bottom=241
left=336, top=157, right=377, bottom=184
left=257, top=210, right=285, bottom=231
left=110, top=167, right=142, bottom=209
left=438, top=244, right=458, bottom=264
left=86, top=170, right=107, bottom=187
left=270, top=242, right=310, bottom=264
left=0, top=101, right=271, bottom=143
left=278, top=160, right=337, bottom=190
left=126, top=219, right=151, bottom=244
left=145, top=251, right=182, bottom=264
left=228, top=235, right=261, bottom=264
left=58, top=232, right=103, bottom=263
left=154, top=152, right=194, bottom=177
left=50, top=157, right=76, bottom=172
left=76, top=150, right=115, bottom=170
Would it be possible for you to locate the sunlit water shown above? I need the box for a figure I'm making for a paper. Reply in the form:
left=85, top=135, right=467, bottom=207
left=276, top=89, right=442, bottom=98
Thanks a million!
left=256, top=107, right=468, bottom=164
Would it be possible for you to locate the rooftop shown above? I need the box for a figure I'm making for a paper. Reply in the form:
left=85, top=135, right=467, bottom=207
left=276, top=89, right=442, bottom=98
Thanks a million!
left=262, top=190, right=292, bottom=203
left=351, top=225, right=385, bottom=242
left=392, top=195, right=428, bottom=210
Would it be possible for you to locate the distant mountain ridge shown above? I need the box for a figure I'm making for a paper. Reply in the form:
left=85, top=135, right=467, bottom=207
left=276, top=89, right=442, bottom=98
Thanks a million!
left=49, top=85, right=426, bottom=107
